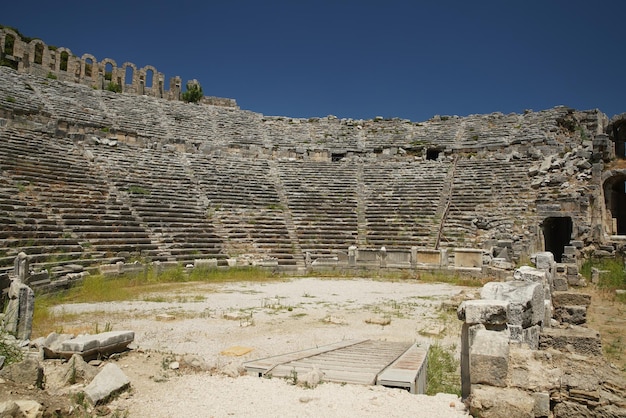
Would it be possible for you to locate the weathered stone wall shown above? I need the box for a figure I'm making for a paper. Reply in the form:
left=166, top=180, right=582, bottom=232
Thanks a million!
left=457, top=253, right=626, bottom=417
left=0, top=27, right=237, bottom=107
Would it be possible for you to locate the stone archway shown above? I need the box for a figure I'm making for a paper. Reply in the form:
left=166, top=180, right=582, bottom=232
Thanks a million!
left=603, top=173, right=626, bottom=235
left=542, top=217, right=572, bottom=262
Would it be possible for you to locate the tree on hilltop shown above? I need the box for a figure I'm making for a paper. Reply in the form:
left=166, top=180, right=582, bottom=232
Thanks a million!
left=182, top=80, right=203, bottom=103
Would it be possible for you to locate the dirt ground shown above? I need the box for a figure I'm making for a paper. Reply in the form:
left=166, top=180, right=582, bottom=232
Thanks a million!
left=3, top=276, right=624, bottom=417
left=14, top=277, right=472, bottom=417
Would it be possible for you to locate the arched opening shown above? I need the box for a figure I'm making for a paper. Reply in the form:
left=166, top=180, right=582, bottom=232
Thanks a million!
left=3, top=34, right=15, bottom=55
left=145, top=69, right=153, bottom=88
left=34, top=43, right=44, bottom=65
left=604, top=174, right=626, bottom=235
left=60, top=51, right=69, bottom=71
left=124, top=66, right=133, bottom=85
left=84, top=57, right=94, bottom=77
left=426, top=148, right=441, bottom=161
left=104, top=62, right=113, bottom=81
left=543, top=217, right=572, bottom=263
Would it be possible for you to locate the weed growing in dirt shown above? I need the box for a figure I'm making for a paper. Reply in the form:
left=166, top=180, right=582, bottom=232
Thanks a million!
left=426, top=342, right=461, bottom=396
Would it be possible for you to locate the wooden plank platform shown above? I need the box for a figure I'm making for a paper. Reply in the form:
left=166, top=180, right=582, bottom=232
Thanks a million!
left=376, top=342, right=429, bottom=394
left=244, top=339, right=428, bottom=392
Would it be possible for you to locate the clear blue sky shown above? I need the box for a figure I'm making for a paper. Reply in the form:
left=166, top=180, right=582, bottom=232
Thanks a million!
left=2, top=0, right=624, bottom=121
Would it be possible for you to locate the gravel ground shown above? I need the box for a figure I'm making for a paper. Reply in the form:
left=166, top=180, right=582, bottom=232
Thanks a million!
left=51, top=277, right=470, bottom=417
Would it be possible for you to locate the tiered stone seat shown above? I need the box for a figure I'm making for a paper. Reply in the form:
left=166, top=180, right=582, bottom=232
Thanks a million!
left=307, top=117, right=360, bottom=149
left=362, top=160, right=450, bottom=248
left=212, top=107, right=265, bottom=147
left=441, top=156, right=535, bottom=249
left=159, top=100, right=216, bottom=145
left=0, top=130, right=151, bottom=273
left=0, top=67, right=47, bottom=117
left=99, top=90, right=169, bottom=139
left=261, top=116, right=313, bottom=149
left=276, top=160, right=358, bottom=256
left=188, top=153, right=297, bottom=265
left=367, top=116, right=461, bottom=152
left=28, top=75, right=111, bottom=127
left=86, top=142, right=227, bottom=264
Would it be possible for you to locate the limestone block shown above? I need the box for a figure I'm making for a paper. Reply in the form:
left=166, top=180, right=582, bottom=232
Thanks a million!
left=457, top=299, right=509, bottom=325
left=553, top=276, right=568, bottom=291
left=60, top=331, right=134, bottom=359
left=0, top=357, right=44, bottom=388
left=469, top=329, right=509, bottom=387
left=552, top=291, right=591, bottom=307
left=99, top=264, right=121, bottom=276
left=84, top=363, right=130, bottom=405
left=508, top=324, right=523, bottom=342
left=507, top=346, right=561, bottom=392
left=522, top=325, right=540, bottom=350
left=554, top=305, right=587, bottom=325
left=469, top=385, right=534, bottom=418
left=544, top=300, right=552, bottom=328
left=513, top=265, right=547, bottom=284
left=539, top=326, right=602, bottom=356
left=193, top=258, right=218, bottom=269
left=567, top=274, right=587, bottom=287
left=563, top=246, right=577, bottom=255
left=481, top=281, right=545, bottom=327
left=531, top=251, right=554, bottom=271
left=532, top=392, right=550, bottom=417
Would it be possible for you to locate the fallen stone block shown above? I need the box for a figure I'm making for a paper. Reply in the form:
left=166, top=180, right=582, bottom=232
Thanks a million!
left=539, top=326, right=602, bottom=356
left=62, top=353, right=98, bottom=385
left=0, top=357, right=44, bottom=388
left=513, top=265, right=547, bottom=284
left=481, top=281, right=545, bottom=327
left=59, top=331, right=134, bottom=360
left=41, top=332, right=75, bottom=359
left=457, top=299, right=509, bottom=325
left=83, top=363, right=130, bottom=405
left=469, top=328, right=509, bottom=387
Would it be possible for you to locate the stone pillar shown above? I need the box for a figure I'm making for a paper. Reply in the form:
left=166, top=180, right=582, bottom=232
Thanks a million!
left=3, top=279, right=35, bottom=340
left=379, top=246, right=387, bottom=268
left=410, top=246, right=417, bottom=268
left=348, top=246, right=357, bottom=267
left=14, top=252, right=29, bottom=283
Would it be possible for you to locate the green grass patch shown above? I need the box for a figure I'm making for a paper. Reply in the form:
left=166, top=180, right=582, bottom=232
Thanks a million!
left=581, top=257, right=626, bottom=299
left=426, top=342, right=461, bottom=396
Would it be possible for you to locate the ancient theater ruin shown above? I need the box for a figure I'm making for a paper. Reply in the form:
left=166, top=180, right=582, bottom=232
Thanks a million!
left=0, top=26, right=625, bottom=417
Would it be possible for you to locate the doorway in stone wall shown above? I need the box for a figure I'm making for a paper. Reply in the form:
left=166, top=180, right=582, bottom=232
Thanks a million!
left=604, top=174, right=626, bottom=235
left=543, top=217, right=572, bottom=262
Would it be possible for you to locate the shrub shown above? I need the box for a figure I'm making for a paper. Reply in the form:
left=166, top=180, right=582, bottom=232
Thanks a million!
left=182, top=81, right=203, bottom=103
left=105, top=81, right=122, bottom=93
left=0, top=328, right=24, bottom=366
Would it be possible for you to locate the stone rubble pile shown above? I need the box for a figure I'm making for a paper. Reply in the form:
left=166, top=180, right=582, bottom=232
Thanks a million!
left=457, top=251, right=626, bottom=417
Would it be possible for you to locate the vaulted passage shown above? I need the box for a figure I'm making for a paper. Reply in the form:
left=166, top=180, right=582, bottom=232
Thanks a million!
left=543, top=217, right=572, bottom=262
left=604, top=175, right=626, bottom=235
